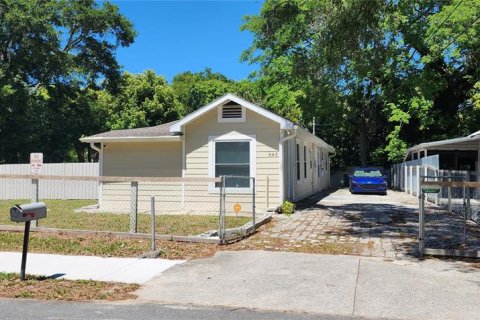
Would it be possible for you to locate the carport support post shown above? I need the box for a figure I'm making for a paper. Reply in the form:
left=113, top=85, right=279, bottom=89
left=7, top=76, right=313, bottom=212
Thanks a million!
left=150, top=196, right=156, bottom=251
left=130, top=181, right=138, bottom=234
left=31, top=178, right=39, bottom=227
left=419, top=191, right=425, bottom=258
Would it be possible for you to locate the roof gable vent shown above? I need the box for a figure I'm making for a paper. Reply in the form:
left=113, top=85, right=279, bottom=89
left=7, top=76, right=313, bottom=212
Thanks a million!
left=218, top=101, right=245, bottom=123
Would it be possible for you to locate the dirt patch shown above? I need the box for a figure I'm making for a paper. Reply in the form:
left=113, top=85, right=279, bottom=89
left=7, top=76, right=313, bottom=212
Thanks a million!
left=0, top=272, right=139, bottom=301
left=223, top=223, right=367, bottom=256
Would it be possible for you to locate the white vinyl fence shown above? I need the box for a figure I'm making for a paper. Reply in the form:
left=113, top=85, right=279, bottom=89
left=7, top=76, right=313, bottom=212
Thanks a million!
left=0, top=162, right=99, bottom=200
left=391, top=155, right=440, bottom=196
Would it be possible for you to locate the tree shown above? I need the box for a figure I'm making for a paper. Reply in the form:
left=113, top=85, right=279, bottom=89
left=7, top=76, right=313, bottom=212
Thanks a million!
left=94, top=70, right=184, bottom=131
left=172, top=68, right=236, bottom=114
left=0, top=0, right=136, bottom=163
left=242, top=0, right=480, bottom=167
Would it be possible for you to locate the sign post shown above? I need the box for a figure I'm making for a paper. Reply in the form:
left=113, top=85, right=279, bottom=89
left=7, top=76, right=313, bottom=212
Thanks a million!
left=30, top=153, right=43, bottom=175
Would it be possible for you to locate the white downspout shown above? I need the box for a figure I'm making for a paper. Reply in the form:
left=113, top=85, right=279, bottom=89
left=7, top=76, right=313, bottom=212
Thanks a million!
left=279, top=128, right=297, bottom=203
left=90, top=142, right=103, bottom=209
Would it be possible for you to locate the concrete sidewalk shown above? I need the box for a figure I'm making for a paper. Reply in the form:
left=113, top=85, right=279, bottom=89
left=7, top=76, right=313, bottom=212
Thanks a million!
left=0, top=252, right=184, bottom=284
left=136, top=251, right=480, bottom=320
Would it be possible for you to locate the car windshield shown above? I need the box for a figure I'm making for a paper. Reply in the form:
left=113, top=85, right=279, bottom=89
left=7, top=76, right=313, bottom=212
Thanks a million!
left=353, top=169, right=383, bottom=177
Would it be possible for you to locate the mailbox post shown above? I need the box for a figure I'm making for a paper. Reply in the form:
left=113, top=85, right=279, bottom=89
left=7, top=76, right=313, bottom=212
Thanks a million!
left=10, top=202, right=47, bottom=280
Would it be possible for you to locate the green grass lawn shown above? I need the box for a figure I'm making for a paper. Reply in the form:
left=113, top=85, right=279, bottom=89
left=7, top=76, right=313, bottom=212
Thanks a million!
left=0, top=199, right=250, bottom=236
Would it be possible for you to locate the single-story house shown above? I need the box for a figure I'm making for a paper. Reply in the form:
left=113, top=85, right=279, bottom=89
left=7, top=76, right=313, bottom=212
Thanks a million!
left=404, top=131, right=480, bottom=171
left=80, top=94, right=335, bottom=214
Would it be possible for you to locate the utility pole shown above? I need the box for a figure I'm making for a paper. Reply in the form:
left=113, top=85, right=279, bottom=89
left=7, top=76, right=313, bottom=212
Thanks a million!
left=312, top=117, right=316, bottom=135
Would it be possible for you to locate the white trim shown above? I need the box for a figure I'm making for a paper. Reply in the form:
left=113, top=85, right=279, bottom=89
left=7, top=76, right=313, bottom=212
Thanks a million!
left=217, top=105, right=246, bottom=123
left=170, top=93, right=295, bottom=132
left=80, top=136, right=181, bottom=143
left=208, top=133, right=256, bottom=193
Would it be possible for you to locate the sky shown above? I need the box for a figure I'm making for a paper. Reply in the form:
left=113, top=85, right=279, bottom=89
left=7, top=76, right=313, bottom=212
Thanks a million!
left=112, top=0, right=263, bottom=83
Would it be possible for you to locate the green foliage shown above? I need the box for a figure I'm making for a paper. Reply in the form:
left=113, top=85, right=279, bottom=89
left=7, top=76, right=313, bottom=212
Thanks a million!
left=279, top=200, right=295, bottom=215
left=0, top=0, right=136, bottom=163
left=94, top=70, right=184, bottom=131
left=242, top=0, right=480, bottom=167
left=172, top=68, right=236, bottom=114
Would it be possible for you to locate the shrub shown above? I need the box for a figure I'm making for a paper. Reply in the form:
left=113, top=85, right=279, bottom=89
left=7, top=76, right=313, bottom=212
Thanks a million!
left=279, top=201, right=295, bottom=215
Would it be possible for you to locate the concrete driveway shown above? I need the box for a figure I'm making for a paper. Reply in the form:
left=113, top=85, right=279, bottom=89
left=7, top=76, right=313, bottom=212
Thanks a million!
left=136, top=250, right=480, bottom=320
left=260, top=189, right=420, bottom=259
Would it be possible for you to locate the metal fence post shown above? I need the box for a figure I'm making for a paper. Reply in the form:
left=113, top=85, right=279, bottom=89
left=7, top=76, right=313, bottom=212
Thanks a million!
left=252, top=177, right=256, bottom=232
left=130, top=181, right=138, bottom=233
left=31, top=178, right=39, bottom=227
left=419, top=189, right=425, bottom=258
left=218, top=176, right=226, bottom=243
left=151, top=196, right=156, bottom=252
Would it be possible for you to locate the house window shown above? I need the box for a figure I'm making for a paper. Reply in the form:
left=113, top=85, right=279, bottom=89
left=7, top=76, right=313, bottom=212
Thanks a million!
left=317, top=150, right=320, bottom=178
left=215, top=141, right=249, bottom=188
left=296, top=143, right=300, bottom=181
left=217, top=101, right=246, bottom=123
left=209, top=134, right=255, bottom=192
left=309, top=149, right=312, bottom=169
left=304, top=146, right=307, bottom=179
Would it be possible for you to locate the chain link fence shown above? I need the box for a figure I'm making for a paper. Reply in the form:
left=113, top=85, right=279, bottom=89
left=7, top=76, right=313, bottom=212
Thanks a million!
left=419, top=175, right=480, bottom=257
left=0, top=174, right=263, bottom=242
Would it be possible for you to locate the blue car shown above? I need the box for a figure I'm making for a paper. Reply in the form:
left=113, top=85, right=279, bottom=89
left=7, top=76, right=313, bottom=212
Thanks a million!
left=349, top=168, right=387, bottom=195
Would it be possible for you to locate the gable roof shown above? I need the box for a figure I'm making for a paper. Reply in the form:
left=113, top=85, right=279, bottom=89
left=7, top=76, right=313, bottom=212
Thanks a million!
left=79, top=94, right=334, bottom=153
left=169, top=93, right=296, bottom=133
left=80, top=121, right=180, bottom=143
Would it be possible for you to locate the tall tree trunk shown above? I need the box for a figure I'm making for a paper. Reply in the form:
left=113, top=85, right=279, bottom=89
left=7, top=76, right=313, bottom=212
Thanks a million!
left=358, top=121, right=368, bottom=167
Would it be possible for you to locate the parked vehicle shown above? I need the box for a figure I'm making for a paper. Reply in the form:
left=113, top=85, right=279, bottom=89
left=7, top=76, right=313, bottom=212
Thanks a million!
left=349, top=168, right=387, bottom=195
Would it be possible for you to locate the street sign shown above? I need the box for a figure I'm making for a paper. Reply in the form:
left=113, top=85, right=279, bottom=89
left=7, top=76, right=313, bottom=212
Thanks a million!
left=421, top=185, right=441, bottom=193
left=30, top=153, right=43, bottom=175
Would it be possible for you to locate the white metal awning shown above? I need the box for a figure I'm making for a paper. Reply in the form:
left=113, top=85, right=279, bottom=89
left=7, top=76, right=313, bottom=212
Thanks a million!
left=405, top=131, right=480, bottom=161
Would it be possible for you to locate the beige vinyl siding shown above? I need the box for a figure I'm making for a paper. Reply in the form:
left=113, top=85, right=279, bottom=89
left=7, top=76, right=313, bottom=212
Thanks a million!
left=185, top=107, right=281, bottom=213
left=101, top=142, right=183, bottom=212
left=293, top=132, right=331, bottom=202
left=103, top=142, right=182, bottom=177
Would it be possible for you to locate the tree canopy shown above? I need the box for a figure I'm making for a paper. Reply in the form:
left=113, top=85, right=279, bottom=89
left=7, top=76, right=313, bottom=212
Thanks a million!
left=0, top=0, right=478, bottom=169
left=242, top=0, right=480, bottom=167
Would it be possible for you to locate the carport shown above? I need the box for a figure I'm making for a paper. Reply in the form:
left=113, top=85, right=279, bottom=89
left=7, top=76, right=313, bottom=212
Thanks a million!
left=404, top=131, right=480, bottom=171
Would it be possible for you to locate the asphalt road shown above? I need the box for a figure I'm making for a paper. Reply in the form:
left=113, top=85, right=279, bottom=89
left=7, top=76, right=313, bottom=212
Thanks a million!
left=0, top=299, right=383, bottom=320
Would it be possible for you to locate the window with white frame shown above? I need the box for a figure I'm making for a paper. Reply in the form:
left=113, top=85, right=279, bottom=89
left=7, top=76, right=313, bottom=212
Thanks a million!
left=209, top=134, right=255, bottom=191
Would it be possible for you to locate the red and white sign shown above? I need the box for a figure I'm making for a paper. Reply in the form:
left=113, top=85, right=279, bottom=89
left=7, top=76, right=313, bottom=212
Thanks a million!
left=30, top=153, right=43, bottom=175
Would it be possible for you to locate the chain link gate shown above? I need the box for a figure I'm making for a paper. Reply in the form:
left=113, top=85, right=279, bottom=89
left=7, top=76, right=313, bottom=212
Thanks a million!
left=419, top=176, right=480, bottom=258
